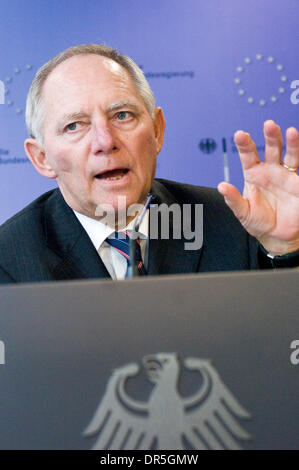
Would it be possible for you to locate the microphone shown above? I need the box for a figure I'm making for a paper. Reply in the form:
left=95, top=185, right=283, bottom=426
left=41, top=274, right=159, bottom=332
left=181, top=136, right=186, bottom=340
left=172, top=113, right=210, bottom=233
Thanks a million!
left=127, top=193, right=153, bottom=278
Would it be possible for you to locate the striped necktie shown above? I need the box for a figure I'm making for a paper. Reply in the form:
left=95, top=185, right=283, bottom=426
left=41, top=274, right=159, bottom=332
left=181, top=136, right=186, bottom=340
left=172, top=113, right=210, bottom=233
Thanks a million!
left=106, top=230, right=147, bottom=276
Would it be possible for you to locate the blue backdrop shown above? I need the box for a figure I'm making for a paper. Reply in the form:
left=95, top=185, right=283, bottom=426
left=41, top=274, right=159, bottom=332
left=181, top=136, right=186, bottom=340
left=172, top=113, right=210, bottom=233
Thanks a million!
left=0, top=0, right=298, bottom=223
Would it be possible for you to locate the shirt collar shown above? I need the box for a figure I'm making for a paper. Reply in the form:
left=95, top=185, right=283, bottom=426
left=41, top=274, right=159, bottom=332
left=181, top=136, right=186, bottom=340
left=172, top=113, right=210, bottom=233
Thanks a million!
left=73, top=209, right=149, bottom=252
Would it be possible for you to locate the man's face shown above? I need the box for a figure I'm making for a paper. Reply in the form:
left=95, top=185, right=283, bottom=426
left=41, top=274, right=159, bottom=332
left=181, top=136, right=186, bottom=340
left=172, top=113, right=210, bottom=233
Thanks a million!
left=28, top=54, right=165, bottom=219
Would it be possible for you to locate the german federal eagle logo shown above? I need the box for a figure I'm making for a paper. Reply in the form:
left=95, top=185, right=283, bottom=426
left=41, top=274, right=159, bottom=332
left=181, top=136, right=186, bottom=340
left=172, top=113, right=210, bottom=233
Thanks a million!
left=83, top=353, right=251, bottom=450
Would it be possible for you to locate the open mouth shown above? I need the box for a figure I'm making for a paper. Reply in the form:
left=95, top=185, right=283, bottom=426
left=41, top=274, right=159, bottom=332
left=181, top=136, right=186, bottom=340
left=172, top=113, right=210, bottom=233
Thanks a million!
left=95, top=169, right=129, bottom=181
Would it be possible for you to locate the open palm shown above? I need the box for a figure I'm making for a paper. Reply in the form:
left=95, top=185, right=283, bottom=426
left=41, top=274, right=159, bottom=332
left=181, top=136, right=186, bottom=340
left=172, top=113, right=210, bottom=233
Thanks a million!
left=218, top=120, right=299, bottom=255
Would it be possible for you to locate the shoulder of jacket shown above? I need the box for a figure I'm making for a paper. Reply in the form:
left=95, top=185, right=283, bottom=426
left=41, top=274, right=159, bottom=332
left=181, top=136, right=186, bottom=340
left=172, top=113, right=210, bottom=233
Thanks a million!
left=0, top=188, right=59, bottom=234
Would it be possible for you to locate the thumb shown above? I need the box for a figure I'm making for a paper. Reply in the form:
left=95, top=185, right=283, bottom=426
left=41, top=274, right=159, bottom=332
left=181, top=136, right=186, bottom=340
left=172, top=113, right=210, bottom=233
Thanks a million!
left=217, top=182, right=249, bottom=224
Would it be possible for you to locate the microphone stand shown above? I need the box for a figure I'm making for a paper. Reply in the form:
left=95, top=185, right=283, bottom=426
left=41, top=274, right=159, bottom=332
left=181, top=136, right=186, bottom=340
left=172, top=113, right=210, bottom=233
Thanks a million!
left=127, top=194, right=153, bottom=278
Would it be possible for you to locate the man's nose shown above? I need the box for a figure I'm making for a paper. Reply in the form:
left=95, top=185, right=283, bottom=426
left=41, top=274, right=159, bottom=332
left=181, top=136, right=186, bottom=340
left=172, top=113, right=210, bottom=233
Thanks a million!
left=91, top=123, right=118, bottom=155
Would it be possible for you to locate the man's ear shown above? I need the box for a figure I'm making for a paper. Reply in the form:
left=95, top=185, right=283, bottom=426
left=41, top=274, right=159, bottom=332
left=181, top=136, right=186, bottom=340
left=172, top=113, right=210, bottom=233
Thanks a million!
left=24, top=138, right=57, bottom=179
left=153, top=107, right=166, bottom=154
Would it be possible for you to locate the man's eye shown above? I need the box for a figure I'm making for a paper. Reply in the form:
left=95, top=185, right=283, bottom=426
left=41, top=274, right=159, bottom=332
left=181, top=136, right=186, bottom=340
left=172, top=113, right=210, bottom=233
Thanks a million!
left=66, top=122, right=81, bottom=131
left=116, top=111, right=131, bottom=121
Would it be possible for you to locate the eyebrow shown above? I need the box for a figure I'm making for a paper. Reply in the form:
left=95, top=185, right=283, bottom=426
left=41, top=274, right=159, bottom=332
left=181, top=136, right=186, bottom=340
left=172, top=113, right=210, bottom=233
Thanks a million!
left=106, top=100, right=141, bottom=112
left=56, top=112, right=88, bottom=133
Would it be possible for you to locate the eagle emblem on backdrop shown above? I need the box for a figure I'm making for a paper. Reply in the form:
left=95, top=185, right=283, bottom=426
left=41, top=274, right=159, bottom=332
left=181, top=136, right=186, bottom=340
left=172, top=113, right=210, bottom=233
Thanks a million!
left=83, top=353, right=251, bottom=450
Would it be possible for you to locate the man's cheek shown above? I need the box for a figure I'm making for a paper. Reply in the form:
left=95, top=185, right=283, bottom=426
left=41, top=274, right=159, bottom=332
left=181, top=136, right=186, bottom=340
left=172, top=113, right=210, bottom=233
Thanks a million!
left=145, top=134, right=158, bottom=156
left=47, top=152, right=73, bottom=173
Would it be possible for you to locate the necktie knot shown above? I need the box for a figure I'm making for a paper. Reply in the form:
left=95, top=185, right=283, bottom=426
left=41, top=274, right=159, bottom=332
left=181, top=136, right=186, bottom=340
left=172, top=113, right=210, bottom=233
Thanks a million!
left=106, top=231, right=147, bottom=276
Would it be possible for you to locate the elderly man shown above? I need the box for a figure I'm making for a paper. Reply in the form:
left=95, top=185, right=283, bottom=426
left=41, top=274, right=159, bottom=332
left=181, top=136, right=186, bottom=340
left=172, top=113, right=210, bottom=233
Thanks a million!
left=0, top=44, right=298, bottom=283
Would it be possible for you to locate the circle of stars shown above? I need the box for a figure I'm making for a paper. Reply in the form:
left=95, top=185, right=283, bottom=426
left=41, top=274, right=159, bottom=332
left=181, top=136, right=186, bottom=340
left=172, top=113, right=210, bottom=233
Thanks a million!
left=234, top=54, right=287, bottom=106
left=5, top=64, right=34, bottom=115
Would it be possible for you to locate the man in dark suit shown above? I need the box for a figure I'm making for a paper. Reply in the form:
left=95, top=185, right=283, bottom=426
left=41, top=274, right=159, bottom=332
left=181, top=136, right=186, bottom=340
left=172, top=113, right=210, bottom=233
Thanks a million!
left=0, top=44, right=298, bottom=283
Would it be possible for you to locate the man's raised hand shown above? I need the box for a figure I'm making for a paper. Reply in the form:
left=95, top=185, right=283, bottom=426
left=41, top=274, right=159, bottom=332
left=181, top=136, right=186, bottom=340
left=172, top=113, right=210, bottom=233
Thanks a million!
left=218, top=120, right=299, bottom=255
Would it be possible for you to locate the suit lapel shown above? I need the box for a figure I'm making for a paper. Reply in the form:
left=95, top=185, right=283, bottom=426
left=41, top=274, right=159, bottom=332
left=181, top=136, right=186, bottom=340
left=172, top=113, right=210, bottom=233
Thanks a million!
left=147, top=181, right=203, bottom=275
left=44, top=190, right=110, bottom=281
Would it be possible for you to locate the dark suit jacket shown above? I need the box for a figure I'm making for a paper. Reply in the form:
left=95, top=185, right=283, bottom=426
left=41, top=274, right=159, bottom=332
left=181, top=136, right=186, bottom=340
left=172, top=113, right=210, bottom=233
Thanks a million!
left=0, top=179, right=259, bottom=284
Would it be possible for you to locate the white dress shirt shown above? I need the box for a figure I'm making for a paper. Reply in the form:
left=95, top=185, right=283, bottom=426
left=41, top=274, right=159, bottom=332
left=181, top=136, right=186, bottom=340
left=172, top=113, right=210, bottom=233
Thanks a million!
left=73, top=210, right=149, bottom=280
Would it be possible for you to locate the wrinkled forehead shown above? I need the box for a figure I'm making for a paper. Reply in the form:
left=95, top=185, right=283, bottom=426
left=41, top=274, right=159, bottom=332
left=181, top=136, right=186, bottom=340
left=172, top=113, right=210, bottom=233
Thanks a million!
left=42, top=54, right=136, bottom=104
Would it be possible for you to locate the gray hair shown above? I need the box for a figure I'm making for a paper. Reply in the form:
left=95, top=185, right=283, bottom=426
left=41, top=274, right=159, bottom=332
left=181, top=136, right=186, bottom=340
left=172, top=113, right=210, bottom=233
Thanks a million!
left=25, top=44, right=156, bottom=143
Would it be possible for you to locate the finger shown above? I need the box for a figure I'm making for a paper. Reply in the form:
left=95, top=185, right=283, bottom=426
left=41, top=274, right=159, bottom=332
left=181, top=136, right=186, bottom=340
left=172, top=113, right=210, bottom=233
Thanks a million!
left=263, top=120, right=283, bottom=164
left=234, top=130, right=260, bottom=171
left=217, top=182, right=249, bottom=224
left=283, top=126, right=299, bottom=171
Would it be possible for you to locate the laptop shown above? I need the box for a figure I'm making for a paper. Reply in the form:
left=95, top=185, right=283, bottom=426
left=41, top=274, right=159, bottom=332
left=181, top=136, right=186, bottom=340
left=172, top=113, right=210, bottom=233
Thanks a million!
left=0, top=269, right=298, bottom=449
